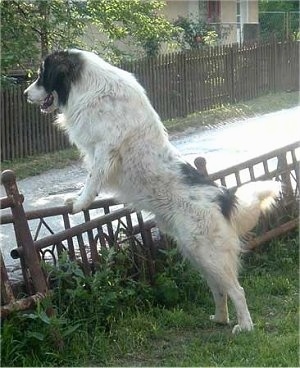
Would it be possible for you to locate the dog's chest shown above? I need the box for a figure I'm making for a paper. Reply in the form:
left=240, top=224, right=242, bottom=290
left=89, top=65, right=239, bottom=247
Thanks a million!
left=67, top=121, right=97, bottom=148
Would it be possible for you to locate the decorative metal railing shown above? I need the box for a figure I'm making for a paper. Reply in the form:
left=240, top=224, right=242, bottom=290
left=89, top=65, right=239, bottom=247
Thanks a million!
left=1, top=141, right=299, bottom=317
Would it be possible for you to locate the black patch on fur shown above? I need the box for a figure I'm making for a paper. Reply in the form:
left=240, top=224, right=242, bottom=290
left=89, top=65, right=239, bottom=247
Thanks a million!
left=37, top=50, right=84, bottom=106
left=181, top=162, right=237, bottom=219
left=180, top=162, right=217, bottom=187
left=216, top=187, right=237, bottom=219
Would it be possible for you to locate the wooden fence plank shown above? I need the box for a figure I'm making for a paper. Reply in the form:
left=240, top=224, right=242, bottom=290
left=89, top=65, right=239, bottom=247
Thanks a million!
left=1, top=40, right=298, bottom=161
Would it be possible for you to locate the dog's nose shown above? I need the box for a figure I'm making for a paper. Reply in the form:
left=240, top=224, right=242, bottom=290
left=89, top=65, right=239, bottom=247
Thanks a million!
left=23, top=90, right=28, bottom=98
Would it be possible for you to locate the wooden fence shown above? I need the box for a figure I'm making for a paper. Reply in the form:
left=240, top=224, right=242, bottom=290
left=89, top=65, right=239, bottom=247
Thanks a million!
left=1, top=89, right=69, bottom=161
left=1, top=39, right=299, bottom=161
left=1, top=141, right=299, bottom=316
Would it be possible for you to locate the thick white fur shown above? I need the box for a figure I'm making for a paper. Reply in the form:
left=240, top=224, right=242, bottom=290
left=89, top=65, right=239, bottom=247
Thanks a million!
left=233, top=180, right=281, bottom=236
left=24, top=49, right=281, bottom=333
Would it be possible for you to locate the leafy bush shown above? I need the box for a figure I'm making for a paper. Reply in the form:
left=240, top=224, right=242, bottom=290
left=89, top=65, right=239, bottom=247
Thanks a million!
left=47, top=249, right=155, bottom=327
left=1, top=247, right=155, bottom=366
left=174, top=16, right=221, bottom=49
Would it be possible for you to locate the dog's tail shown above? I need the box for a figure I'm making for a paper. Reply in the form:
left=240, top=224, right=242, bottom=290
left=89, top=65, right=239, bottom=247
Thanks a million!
left=230, top=180, right=281, bottom=236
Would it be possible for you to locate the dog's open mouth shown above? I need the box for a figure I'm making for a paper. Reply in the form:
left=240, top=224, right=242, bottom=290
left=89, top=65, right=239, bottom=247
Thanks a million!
left=40, top=93, right=54, bottom=113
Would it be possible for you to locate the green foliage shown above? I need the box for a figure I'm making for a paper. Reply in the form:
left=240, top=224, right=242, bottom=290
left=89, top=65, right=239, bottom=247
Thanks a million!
left=0, top=0, right=178, bottom=77
left=1, top=300, right=78, bottom=366
left=0, top=244, right=205, bottom=366
left=1, top=147, right=80, bottom=180
left=1, top=248, right=154, bottom=366
left=1, top=233, right=298, bottom=366
left=154, top=247, right=208, bottom=306
left=87, top=0, right=179, bottom=58
left=1, top=0, right=86, bottom=72
left=174, top=16, right=221, bottom=49
left=259, top=0, right=299, bottom=12
left=259, top=0, right=300, bottom=40
left=47, top=249, right=154, bottom=327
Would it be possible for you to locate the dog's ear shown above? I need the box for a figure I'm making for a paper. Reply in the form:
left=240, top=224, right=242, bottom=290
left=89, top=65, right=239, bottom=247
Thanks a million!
left=45, top=65, right=66, bottom=92
left=43, top=51, right=82, bottom=94
left=43, top=52, right=71, bottom=93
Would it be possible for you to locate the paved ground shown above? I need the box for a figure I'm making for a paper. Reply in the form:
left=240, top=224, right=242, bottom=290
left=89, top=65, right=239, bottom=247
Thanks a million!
left=172, top=105, right=299, bottom=173
left=1, top=106, right=299, bottom=268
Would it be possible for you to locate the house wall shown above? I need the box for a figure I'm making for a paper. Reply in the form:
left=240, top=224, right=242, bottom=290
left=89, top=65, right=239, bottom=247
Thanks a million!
left=239, top=0, right=259, bottom=42
left=220, top=0, right=259, bottom=44
left=248, top=0, right=258, bottom=23
left=164, top=0, right=191, bottom=20
left=164, top=0, right=202, bottom=20
left=220, top=0, right=236, bottom=23
left=220, top=0, right=238, bottom=44
left=239, top=0, right=258, bottom=23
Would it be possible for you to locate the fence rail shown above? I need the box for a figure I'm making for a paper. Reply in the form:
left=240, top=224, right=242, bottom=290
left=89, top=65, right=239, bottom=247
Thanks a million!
left=1, top=39, right=299, bottom=161
left=1, top=141, right=299, bottom=316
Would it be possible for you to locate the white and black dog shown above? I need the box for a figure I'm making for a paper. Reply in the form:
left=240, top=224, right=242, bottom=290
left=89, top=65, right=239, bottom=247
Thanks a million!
left=24, top=49, right=281, bottom=333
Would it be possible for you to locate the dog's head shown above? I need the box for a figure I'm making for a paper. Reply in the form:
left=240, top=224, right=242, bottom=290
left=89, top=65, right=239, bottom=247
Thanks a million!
left=24, top=49, right=83, bottom=113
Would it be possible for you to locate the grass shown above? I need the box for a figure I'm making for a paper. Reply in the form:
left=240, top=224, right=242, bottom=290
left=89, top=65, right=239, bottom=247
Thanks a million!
left=164, top=90, right=299, bottom=133
left=1, top=91, right=299, bottom=180
left=1, top=147, right=80, bottom=180
left=107, top=234, right=299, bottom=367
left=1, top=232, right=299, bottom=367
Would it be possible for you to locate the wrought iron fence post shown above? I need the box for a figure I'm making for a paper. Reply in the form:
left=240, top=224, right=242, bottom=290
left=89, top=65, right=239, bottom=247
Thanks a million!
left=1, top=170, right=49, bottom=295
left=277, top=152, right=293, bottom=198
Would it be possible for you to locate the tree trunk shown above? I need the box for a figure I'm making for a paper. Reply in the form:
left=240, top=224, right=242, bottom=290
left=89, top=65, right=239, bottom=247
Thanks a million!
left=38, top=1, right=50, bottom=58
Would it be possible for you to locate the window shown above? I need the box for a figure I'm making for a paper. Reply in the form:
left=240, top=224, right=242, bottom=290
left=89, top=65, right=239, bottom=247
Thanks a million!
left=207, top=0, right=220, bottom=22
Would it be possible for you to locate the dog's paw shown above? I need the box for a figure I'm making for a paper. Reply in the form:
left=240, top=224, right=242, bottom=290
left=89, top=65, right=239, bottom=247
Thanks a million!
left=64, top=196, right=76, bottom=213
left=64, top=196, right=84, bottom=214
left=232, top=323, right=254, bottom=334
left=232, top=324, right=242, bottom=334
left=210, top=315, right=229, bottom=325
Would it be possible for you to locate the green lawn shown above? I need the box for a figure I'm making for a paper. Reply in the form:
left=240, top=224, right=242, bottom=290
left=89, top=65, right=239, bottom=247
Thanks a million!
left=108, top=234, right=299, bottom=367
left=1, top=233, right=298, bottom=367
left=163, top=90, right=299, bottom=133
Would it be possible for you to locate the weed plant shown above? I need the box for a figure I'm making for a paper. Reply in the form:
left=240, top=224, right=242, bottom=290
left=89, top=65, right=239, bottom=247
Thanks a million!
left=1, top=232, right=299, bottom=367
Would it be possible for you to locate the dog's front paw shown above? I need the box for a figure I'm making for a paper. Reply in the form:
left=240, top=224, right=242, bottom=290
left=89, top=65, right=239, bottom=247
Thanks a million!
left=64, top=196, right=85, bottom=214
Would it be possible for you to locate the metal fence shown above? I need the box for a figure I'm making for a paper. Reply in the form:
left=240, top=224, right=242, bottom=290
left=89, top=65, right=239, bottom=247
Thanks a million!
left=1, top=39, right=299, bottom=161
left=1, top=141, right=299, bottom=317
left=259, top=11, right=300, bottom=41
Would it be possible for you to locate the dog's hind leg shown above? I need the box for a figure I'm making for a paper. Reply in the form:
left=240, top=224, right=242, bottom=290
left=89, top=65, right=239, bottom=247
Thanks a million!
left=206, top=279, right=229, bottom=324
left=192, top=241, right=253, bottom=333
left=205, top=270, right=253, bottom=333
left=208, top=269, right=253, bottom=333
left=227, top=282, right=254, bottom=333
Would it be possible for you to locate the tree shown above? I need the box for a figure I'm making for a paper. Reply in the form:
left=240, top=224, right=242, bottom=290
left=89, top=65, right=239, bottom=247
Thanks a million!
left=259, top=0, right=300, bottom=40
left=1, top=0, right=178, bottom=76
left=259, top=0, right=299, bottom=12
left=86, top=0, right=178, bottom=57
left=1, top=0, right=88, bottom=73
